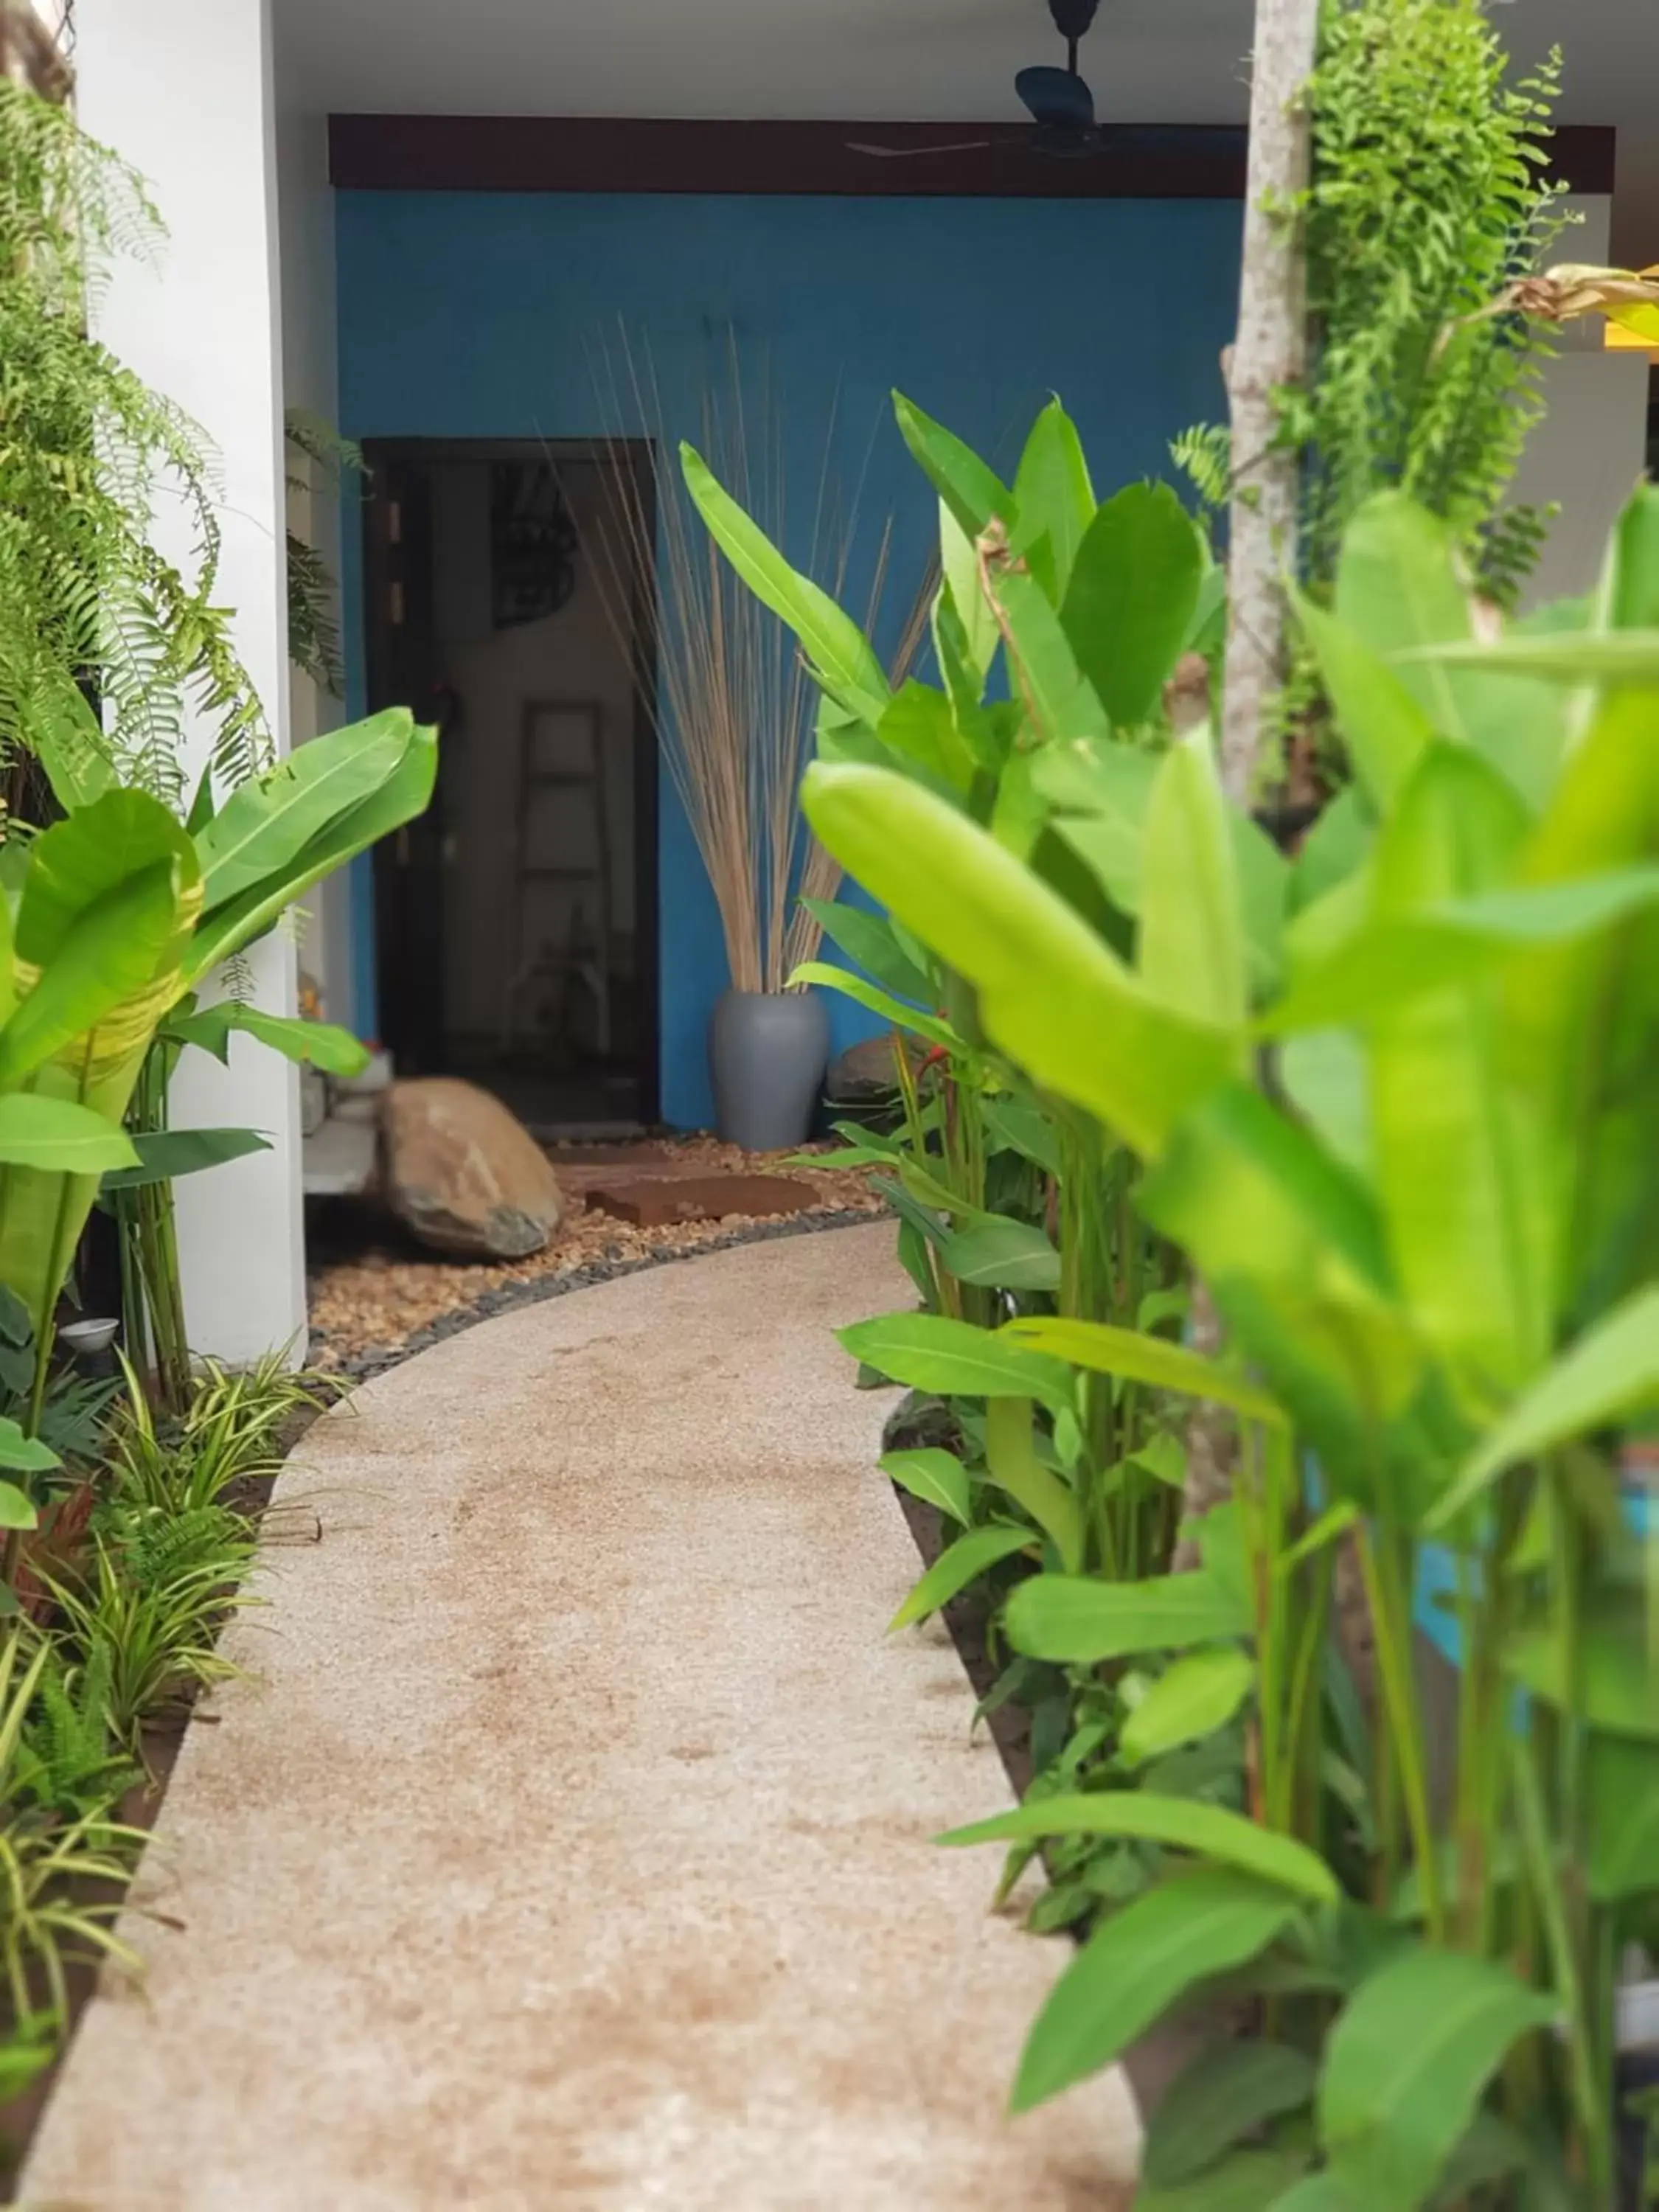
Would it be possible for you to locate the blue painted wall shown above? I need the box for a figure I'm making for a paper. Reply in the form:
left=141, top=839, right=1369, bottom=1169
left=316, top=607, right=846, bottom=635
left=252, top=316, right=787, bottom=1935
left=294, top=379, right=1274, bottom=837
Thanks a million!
left=335, top=189, right=1241, bottom=1126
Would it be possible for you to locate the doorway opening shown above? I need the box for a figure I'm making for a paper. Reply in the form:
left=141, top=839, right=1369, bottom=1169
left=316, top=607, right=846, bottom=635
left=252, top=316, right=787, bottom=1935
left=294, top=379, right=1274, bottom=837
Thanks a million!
left=362, top=439, right=658, bottom=1135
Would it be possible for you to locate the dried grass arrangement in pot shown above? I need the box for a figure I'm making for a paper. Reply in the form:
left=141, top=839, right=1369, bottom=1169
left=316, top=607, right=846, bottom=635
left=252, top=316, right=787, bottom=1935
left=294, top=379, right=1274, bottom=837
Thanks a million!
left=586, top=326, right=932, bottom=1147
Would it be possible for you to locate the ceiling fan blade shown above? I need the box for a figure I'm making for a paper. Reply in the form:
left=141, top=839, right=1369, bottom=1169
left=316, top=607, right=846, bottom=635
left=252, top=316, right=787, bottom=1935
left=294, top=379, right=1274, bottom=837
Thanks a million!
left=845, top=139, right=999, bottom=159
left=1015, top=63, right=1096, bottom=132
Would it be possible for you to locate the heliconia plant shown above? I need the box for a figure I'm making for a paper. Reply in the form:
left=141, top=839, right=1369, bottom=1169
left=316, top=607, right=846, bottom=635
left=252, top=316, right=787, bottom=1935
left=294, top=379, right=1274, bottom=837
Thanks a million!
left=12, top=697, right=439, bottom=1413
left=686, top=386, right=1659, bottom=2203
left=691, top=395, right=1228, bottom=1601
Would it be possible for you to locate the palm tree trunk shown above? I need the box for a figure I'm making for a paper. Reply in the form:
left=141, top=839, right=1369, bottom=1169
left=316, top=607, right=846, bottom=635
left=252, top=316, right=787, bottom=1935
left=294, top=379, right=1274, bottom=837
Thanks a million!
left=1178, top=0, right=1321, bottom=1563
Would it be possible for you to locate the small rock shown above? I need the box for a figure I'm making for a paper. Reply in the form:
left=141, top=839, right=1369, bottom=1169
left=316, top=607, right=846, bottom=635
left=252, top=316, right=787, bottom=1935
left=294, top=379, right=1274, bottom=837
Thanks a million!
left=825, top=1034, right=925, bottom=1107
left=383, top=1079, right=568, bottom=1260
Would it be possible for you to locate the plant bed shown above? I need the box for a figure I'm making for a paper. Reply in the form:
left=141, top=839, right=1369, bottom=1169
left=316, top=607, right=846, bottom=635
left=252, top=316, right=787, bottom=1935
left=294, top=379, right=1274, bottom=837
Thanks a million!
left=0, top=1379, right=338, bottom=2198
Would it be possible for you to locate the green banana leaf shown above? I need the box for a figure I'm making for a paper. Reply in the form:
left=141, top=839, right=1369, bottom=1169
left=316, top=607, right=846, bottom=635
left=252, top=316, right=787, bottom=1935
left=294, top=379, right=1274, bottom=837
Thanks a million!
left=1060, top=481, right=1204, bottom=729
left=99, top=1126, right=272, bottom=1192
left=164, top=1001, right=371, bottom=1077
left=194, top=707, right=415, bottom=911
left=802, top=761, right=1237, bottom=1160
left=184, top=719, right=438, bottom=985
left=1009, top=397, right=1096, bottom=598
left=678, top=443, right=890, bottom=725
left=0, top=790, right=202, bottom=1337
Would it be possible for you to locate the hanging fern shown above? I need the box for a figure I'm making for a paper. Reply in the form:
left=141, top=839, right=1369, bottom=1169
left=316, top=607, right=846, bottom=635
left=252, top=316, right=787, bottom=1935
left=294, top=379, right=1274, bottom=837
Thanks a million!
left=1295, top=0, right=1568, bottom=601
left=1169, top=0, right=1566, bottom=613
left=0, top=80, right=269, bottom=801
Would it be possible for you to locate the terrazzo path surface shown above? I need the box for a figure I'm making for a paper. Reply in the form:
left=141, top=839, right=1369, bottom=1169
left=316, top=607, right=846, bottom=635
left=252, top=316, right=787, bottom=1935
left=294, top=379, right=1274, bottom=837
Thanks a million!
left=23, top=1222, right=1138, bottom=2211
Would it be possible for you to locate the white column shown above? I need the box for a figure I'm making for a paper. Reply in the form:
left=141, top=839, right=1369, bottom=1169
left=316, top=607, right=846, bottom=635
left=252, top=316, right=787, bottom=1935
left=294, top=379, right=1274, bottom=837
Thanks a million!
left=75, top=0, right=307, bottom=1365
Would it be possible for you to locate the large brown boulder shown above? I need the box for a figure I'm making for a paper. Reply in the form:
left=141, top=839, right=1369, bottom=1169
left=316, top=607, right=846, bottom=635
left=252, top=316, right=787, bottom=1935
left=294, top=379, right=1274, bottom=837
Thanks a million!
left=383, top=1079, right=566, bottom=1259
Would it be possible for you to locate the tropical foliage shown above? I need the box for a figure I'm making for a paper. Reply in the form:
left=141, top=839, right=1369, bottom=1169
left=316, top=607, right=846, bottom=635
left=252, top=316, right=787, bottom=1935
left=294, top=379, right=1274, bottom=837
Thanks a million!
left=686, top=372, right=1659, bottom=2201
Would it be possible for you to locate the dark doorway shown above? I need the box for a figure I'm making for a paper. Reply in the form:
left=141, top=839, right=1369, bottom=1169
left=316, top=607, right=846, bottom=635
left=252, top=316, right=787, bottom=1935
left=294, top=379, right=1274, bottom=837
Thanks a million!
left=362, top=439, right=658, bottom=1134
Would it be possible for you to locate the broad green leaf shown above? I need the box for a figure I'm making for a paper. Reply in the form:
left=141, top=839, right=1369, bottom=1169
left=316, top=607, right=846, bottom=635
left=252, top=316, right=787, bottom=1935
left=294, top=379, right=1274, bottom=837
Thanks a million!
left=1038, top=731, right=1160, bottom=912
left=1004, top=1570, right=1251, bottom=1664
left=874, top=680, right=975, bottom=793
left=1293, top=585, right=1434, bottom=808
left=1279, top=1032, right=1370, bottom=1175
left=99, top=1126, right=272, bottom=1192
left=803, top=763, right=1236, bottom=1159
left=1334, top=494, right=1474, bottom=739
left=1061, top=482, right=1204, bottom=729
left=1121, top=1647, right=1256, bottom=1767
left=1138, top=728, right=1248, bottom=1030
left=893, top=1157, right=1003, bottom=1231
left=888, top=1522, right=1034, bottom=1631
left=939, top=1220, right=1060, bottom=1292
left=800, top=897, right=933, bottom=1007
left=893, top=392, right=1015, bottom=543
left=1335, top=497, right=1572, bottom=806
left=0, top=1418, right=59, bottom=1474
left=0, top=1483, right=37, bottom=1532
left=1004, top=1316, right=1289, bottom=1427
left=1135, top=2151, right=1311, bottom=2211
left=880, top=1447, right=971, bottom=1528
left=1291, top=789, right=1373, bottom=916
left=1003, top=1872, right=1304, bottom=2109
left=1137, top=1082, right=1394, bottom=1308
left=786, top=963, right=957, bottom=1048
left=937, top=499, right=1000, bottom=685
left=679, top=445, right=889, bottom=720
left=165, top=1002, right=371, bottom=1076
left=933, top=588, right=1011, bottom=776
left=1505, top=1613, right=1659, bottom=1739
left=838, top=1312, right=1074, bottom=1416
left=1265, top=866, right=1659, bottom=1037
left=1143, top=2042, right=1318, bottom=2189
left=24, top=664, right=114, bottom=815
left=1319, top=1947, right=1555, bottom=2208
left=186, top=722, right=438, bottom=983
left=1408, top=630, right=1659, bottom=683
left=984, top=1395, right=1082, bottom=1572
left=184, top=760, right=217, bottom=836
left=0, top=866, right=180, bottom=1092
left=1433, top=1284, right=1659, bottom=1522
left=1011, top=397, right=1095, bottom=596
left=1355, top=745, right=1543, bottom=1393
left=979, top=1094, right=1062, bottom=1178
left=0, top=1095, right=137, bottom=1174
left=1585, top=1732, right=1659, bottom=1900
left=15, top=788, right=197, bottom=968
left=195, top=709, right=414, bottom=910
left=987, top=566, right=1110, bottom=746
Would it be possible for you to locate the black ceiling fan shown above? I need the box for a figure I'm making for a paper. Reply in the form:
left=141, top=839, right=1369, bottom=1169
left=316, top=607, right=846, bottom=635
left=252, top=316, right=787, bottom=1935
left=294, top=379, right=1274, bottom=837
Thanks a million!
left=848, top=0, right=1110, bottom=163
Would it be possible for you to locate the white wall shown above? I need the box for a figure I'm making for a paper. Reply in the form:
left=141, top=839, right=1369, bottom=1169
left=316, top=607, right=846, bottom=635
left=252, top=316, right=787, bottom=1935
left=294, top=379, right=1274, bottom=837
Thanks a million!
left=75, top=0, right=307, bottom=1364
left=1511, top=351, right=1652, bottom=608
left=1506, top=195, right=1652, bottom=608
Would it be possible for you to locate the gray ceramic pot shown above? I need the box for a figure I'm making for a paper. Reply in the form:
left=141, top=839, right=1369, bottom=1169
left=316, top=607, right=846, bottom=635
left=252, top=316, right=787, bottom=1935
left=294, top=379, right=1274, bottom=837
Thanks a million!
left=709, top=988, right=830, bottom=1152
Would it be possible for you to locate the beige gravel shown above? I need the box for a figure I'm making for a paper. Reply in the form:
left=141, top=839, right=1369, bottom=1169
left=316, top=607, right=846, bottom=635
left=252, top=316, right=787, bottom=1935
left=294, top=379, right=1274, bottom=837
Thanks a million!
left=308, top=1136, right=885, bottom=1366
left=24, top=1222, right=1138, bottom=2211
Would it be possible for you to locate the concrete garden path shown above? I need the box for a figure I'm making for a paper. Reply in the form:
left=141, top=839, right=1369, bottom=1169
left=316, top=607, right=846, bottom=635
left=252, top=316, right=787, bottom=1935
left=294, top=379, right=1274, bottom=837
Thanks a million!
left=23, top=1223, right=1138, bottom=2211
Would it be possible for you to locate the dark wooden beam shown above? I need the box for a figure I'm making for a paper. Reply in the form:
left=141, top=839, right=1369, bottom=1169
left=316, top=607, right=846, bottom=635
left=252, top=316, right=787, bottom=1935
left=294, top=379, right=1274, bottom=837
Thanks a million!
left=329, top=114, right=1616, bottom=201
